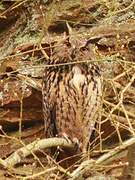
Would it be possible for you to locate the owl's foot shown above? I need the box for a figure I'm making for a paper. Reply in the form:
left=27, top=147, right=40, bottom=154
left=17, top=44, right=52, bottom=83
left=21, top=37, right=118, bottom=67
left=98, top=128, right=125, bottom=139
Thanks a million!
left=58, top=133, right=80, bottom=151
left=61, top=133, right=72, bottom=143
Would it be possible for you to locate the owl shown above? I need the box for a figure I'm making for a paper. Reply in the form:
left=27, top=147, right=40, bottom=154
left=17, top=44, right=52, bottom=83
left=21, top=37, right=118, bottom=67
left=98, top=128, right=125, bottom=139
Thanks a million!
left=42, top=36, right=102, bottom=152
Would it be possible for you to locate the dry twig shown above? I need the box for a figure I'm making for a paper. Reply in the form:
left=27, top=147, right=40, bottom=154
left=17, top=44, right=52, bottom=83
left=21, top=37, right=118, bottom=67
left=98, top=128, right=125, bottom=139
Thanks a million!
left=69, top=136, right=135, bottom=180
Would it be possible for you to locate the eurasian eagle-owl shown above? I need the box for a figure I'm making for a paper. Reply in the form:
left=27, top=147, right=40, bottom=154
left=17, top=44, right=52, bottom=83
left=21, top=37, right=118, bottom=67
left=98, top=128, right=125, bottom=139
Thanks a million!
left=42, top=36, right=102, bottom=152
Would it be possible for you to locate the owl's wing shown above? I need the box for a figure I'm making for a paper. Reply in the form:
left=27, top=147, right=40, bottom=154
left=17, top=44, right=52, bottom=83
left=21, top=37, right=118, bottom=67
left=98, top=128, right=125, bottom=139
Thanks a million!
left=82, top=64, right=102, bottom=151
left=42, top=71, right=58, bottom=138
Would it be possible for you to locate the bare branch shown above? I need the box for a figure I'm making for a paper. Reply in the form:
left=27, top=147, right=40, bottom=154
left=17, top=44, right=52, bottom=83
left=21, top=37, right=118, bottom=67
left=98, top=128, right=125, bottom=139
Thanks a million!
left=0, top=137, right=74, bottom=169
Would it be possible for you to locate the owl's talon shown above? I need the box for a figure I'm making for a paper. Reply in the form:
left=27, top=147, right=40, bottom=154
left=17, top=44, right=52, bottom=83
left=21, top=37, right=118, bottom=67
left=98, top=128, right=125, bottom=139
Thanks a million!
left=61, top=134, right=80, bottom=151
left=72, top=137, right=80, bottom=151
left=61, top=133, right=72, bottom=143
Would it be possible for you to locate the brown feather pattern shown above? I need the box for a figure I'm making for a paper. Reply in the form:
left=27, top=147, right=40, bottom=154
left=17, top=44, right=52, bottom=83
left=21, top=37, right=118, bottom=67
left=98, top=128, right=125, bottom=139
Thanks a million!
left=42, top=37, right=102, bottom=151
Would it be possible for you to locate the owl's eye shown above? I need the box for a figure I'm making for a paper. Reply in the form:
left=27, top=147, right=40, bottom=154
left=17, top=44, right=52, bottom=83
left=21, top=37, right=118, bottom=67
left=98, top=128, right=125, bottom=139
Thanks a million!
left=65, top=40, right=71, bottom=47
left=80, top=46, right=88, bottom=51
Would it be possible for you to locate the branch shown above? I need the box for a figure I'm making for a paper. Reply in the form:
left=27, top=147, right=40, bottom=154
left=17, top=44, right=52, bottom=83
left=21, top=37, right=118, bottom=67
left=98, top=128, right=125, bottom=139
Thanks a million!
left=0, top=137, right=74, bottom=169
